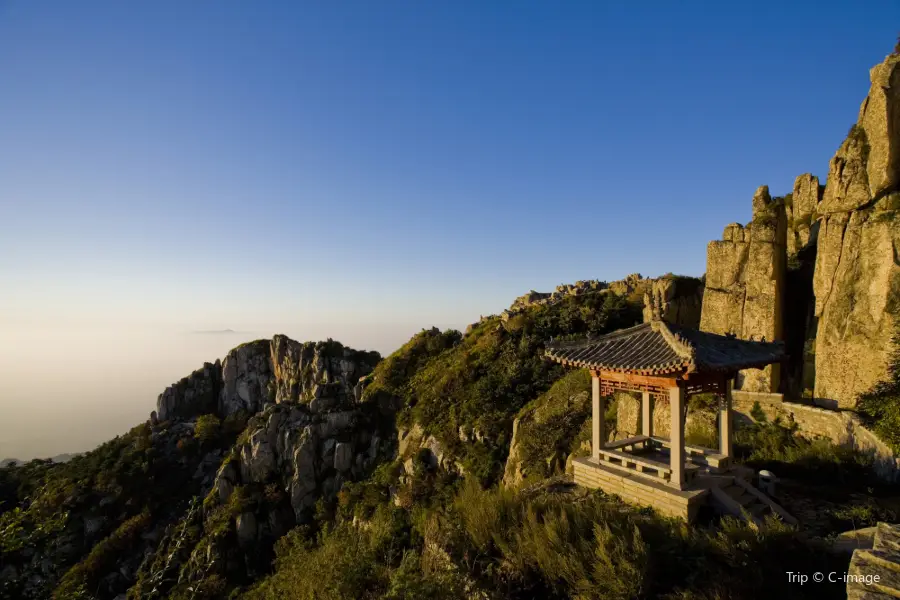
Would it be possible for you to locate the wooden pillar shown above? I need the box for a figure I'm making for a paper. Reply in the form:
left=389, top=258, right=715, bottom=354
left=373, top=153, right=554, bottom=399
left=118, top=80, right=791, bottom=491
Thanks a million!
left=592, top=375, right=606, bottom=460
left=641, top=391, right=653, bottom=437
left=669, top=386, right=686, bottom=489
left=720, top=377, right=733, bottom=458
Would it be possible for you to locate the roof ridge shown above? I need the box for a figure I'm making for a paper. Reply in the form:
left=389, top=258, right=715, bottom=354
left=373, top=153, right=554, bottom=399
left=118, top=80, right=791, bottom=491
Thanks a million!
left=652, top=320, right=696, bottom=371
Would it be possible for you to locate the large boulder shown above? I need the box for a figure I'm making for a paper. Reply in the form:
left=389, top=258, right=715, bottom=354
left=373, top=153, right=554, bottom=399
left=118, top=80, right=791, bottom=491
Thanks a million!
left=813, top=52, right=900, bottom=408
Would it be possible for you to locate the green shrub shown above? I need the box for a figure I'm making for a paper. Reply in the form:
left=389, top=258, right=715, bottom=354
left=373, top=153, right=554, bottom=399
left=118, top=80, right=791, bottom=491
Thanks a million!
left=516, top=369, right=592, bottom=479
left=244, top=505, right=411, bottom=600
left=734, top=419, right=874, bottom=485
left=858, top=328, right=900, bottom=453
left=53, top=510, right=152, bottom=598
left=400, top=291, right=641, bottom=485
left=195, top=414, right=222, bottom=446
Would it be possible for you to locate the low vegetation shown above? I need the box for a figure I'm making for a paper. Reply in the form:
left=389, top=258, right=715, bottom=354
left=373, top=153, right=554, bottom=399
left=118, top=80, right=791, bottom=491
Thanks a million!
left=4, top=282, right=896, bottom=599
left=513, top=369, right=593, bottom=481
left=858, top=329, right=900, bottom=453
left=244, top=476, right=845, bottom=600
left=399, top=291, right=642, bottom=484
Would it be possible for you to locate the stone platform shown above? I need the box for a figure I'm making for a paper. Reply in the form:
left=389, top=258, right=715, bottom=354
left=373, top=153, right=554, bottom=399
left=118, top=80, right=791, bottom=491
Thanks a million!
left=573, top=457, right=708, bottom=521
left=573, top=456, right=794, bottom=525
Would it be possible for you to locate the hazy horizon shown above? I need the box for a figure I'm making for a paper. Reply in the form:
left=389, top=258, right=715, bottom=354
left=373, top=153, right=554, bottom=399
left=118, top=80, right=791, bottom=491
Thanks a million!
left=0, top=319, right=473, bottom=461
left=3, top=1, right=899, bottom=460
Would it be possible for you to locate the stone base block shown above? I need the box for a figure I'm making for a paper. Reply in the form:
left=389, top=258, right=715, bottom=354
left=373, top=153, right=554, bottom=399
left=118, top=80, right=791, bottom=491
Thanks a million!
left=573, top=457, right=708, bottom=522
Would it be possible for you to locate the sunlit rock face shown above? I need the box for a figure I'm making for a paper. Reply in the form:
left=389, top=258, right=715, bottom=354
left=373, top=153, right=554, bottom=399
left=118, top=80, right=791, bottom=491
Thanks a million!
left=813, top=52, right=900, bottom=408
left=700, top=185, right=787, bottom=393
left=785, top=173, right=823, bottom=257
left=156, top=336, right=380, bottom=421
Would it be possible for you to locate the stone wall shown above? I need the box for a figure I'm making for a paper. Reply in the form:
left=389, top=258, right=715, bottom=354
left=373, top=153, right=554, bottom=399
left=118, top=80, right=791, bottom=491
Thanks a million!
left=731, top=391, right=900, bottom=481
left=812, top=53, right=900, bottom=409
left=572, top=458, right=706, bottom=521
left=700, top=186, right=786, bottom=393
left=616, top=389, right=900, bottom=482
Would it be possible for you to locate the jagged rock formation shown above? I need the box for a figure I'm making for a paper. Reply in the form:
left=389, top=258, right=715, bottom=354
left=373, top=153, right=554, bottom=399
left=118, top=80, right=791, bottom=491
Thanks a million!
left=641, top=275, right=705, bottom=328
left=156, top=337, right=380, bottom=422
left=503, top=273, right=698, bottom=325
left=700, top=186, right=787, bottom=392
left=151, top=402, right=397, bottom=592
left=156, top=361, right=221, bottom=422
left=131, top=337, right=390, bottom=597
left=219, top=340, right=272, bottom=416
left=812, top=52, right=900, bottom=408
left=215, top=403, right=392, bottom=524
left=786, top=174, right=823, bottom=257
left=509, top=289, right=553, bottom=310
left=698, top=51, right=900, bottom=409
left=506, top=279, right=611, bottom=316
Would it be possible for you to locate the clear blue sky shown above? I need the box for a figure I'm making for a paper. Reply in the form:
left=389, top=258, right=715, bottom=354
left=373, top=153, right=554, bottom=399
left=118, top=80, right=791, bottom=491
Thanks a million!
left=2, top=1, right=899, bottom=350
left=2, top=1, right=899, bottom=458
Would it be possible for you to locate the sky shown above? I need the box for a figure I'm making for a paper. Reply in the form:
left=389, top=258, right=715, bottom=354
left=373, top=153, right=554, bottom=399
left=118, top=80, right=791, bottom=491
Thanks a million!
left=1, top=1, right=898, bottom=459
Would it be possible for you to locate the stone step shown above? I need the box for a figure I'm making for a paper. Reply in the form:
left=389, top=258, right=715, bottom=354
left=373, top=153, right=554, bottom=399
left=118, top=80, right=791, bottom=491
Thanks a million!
left=848, top=548, right=900, bottom=598
left=875, top=523, right=900, bottom=554
left=722, top=484, right=759, bottom=507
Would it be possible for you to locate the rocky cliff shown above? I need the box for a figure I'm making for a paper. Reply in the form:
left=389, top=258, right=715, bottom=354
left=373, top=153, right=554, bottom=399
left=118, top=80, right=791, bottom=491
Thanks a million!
left=504, top=273, right=703, bottom=328
left=813, top=52, right=900, bottom=408
left=150, top=402, right=396, bottom=594
left=700, top=185, right=787, bottom=392
left=156, top=336, right=381, bottom=422
left=129, top=337, right=391, bottom=597
left=698, top=51, right=900, bottom=409
left=641, top=274, right=705, bottom=328
left=786, top=173, right=823, bottom=257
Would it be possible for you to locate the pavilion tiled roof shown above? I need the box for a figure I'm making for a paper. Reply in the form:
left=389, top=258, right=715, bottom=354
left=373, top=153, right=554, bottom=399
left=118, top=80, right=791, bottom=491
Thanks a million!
left=545, top=320, right=785, bottom=375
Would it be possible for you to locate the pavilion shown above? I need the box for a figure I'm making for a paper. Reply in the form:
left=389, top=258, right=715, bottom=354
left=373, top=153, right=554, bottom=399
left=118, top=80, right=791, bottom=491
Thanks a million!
left=545, top=319, right=794, bottom=523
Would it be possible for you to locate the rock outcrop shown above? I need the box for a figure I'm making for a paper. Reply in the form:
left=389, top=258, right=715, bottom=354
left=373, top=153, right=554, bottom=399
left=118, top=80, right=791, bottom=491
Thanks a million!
left=502, top=371, right=592, bottom=488
left=270, top=336, right=379, bottom=410
left=502, top=273, right=687, bottom=325
left=219, top=340, right=273, bottom=417
left=697, top=51, right=900, bottom=408
left=213, top=402, right=391, bottom=524
left=641, top=275, right=705, bottom=328
left=156, top=337, right=380, bottom=422
left=396, top=423, right=459, bottom=476
left=786, top=173, right=823, bottom=257
left=151, top=392, right=398, bottom=594
left=813, top=55, right=900, bottom=408
left=813, top=52, right=900, bottom=408
left=700, top=186, right=787, bottom=392
left=157, top=361, right=222, bottom=422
